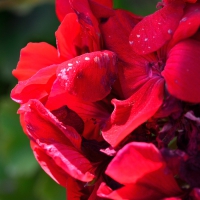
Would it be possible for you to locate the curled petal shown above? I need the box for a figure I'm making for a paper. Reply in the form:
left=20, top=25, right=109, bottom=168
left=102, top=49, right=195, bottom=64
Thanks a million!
left=162, top=39, right=200, bottom=103
left=56, top=51, right=117, bottom=102
left=12, top=42, right=61, bottom=81
left=31, top=141, right=68, bottom=187
left=11, top=65, right=57, bottom=104
left=129, top=2, right=184, bottom=54
left=19, top=99, right=82, bottom=149
left=37, top=141, right=95, bottom=182
left=69, top=0, right=101, bottom=51
left=102, top=77, right=164, bottom=147
left=170, top=3, right=200, bottom=46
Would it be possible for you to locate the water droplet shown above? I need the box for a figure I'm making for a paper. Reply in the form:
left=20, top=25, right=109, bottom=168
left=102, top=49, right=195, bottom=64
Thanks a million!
left=181, top=17, right=187, bottom=22
left=85, top=57, right=90, bottom=61
left=129, top=41, right=134, bottom=45
left=136, top=34, right=140, bottom=38
left=68, top=63, right=73, bottom=66
left=144, top=38, right=148, bottom=41
left=168, top=29, right=173, bottom=34
left=158, top=22, right=161, bottom=25
left=67, top=67, right=72, bottom=71
left=94, top=56, right=100, bottom=63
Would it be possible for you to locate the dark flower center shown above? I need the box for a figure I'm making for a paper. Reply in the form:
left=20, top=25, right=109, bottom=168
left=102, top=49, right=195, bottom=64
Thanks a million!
left=148, top=59, right=165, bottom=76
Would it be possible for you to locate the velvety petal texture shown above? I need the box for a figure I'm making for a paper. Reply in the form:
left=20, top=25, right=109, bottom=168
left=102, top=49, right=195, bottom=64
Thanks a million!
left=102, top=77, right=164, bottom=147
left=19, top=99, right=95, bottom=182
left=11, top=65, right=57, bottom=104
left=129, top=1, right=185, bottom=54
left=170, top=3, right=200, bottom=46
left=56, top=50, right=117, bottom=102
left=97, top=142, right=182, bottom=199
left=55, top=13, right=82, bottom=60
left=12, top=42, right=61, bottom=81
left=56, top=0, right=73, bottom=21
left=162, top=39, right=200, bottom=103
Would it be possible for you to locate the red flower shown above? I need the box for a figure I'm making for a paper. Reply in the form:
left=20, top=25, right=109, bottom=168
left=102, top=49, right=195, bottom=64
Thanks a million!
left=11, top=0, right=117, bottom=138
left=99, top=0, right=200, bottom=147
left=11, top=0, right=200, bottom=199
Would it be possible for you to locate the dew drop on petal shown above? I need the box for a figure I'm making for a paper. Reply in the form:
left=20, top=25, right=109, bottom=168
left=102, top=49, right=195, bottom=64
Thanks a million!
left=94, top=56, right=100, bottom=63
left=144, top=38, right=148, bottom=41
left=85, top=57, right=90, bottom=61
left=67, top=67, right=72, bottom=71
left=181, top=17, right=187, bottom=22
left=68, top=63, right=73, bottom=66
left=129, top=41, right=134, bottom=45
left=136, top=34, right=140, bottom=38
left=168, top=29, right=173, bottom=34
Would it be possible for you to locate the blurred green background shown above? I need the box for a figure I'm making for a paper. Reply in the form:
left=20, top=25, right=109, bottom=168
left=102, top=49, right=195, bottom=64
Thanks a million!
left=0, top=0, right=158, bottom=199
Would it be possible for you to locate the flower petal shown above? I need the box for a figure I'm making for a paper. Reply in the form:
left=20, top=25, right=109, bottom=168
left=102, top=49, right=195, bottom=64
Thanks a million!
left=129, top=2, right=184, bottom=54
left=31, top=141, right=68, bottom=187
left=98, top=142, right=181, bottom=199
left=37, top=141, right=95, bottom=182
left=89, top=0, right=114, bottom=19
left=12, top=42, right=61, bottom=81
left=69, top=0, right=101, bottom=51
left=99, top=9, right=143, bottom=99
left=170, top=3, right=200, bottom=46
left=102, top=77, right=164, bottom=147
left=18, top=99, right=82, bottom=149
left=106, top=142, right=165, bottom=184
left=56, top=51, right=117, bottom=102
left=97, top=182, right=169, bottom=200
left=162, top=39, right=200, bottom=103
left=11, top=65, right=57, bottom=104
left=56, top=0, right=73, bottom=22
left=20, top=100, right=95, bottom=182
left=56, top=13, right=82, bottom=60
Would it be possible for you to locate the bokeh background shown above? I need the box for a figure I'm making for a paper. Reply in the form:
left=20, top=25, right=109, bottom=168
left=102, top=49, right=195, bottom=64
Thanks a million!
left=0, top=0, right=158, bottom=199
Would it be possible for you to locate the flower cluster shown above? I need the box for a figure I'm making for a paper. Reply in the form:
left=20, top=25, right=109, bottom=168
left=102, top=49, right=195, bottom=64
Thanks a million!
left=11, top=0, right=200, bottom=199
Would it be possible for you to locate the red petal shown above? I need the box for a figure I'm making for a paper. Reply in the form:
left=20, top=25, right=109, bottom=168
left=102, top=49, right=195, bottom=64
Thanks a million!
left=56, top=51, right=117, bottom=102
left=162, top=39, right=200, bottom=103
left=55, top=13, right=81, bottom=60
left=100, top=9, right=143, bottom=99
left=99, top=142, right=181, bottom=199
left=37, top=141, right=95, bottom=182
left=90, top=0, right=113, bottom=8
left=89, top=0, right=114, bottom=19
left=102, top=77, right=164, bottom=147
left=19, top=99, right=82, bottom=149
left=106, top=142, right=164, bottom=184
left=56, top=0, right=73, bottom=22
left=170, top=3, right=200, bottom=46
left=129, top=2, right=184, bottom=54
left=69, top=0, right=101, bottom=51
left=31, top=141, right=68, bottom=187
left=45, top=79, right=109, bottom=141
left=12, top=42, right=61, bottom=81
left=97, top=182, right=169, bottom=200
left=20, top=100, right=95, bottom=182
left=11, top=65, right=57, bottom=104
